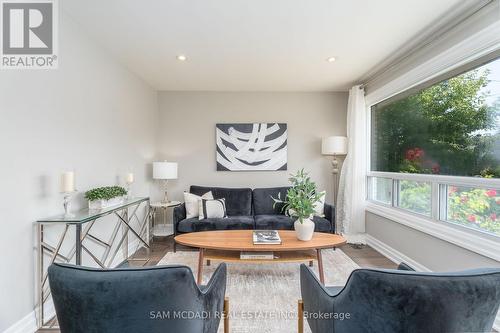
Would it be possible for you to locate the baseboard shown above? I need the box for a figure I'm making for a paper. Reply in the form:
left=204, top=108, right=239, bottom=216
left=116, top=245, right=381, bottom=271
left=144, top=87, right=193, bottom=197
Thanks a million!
left=365, top=234, right=500, bottom=331
left=365, top=234, right=431, bottom=272
left=2, top=311, right=37, bottom=333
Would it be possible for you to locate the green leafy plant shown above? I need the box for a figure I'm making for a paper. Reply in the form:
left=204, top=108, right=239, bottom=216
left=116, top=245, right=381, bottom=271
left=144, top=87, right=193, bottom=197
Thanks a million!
left=84, top=186, right=127, bottom=201
left=272, top=169, right=323, bottom=223
left=447, top=187, right=499, bottom=235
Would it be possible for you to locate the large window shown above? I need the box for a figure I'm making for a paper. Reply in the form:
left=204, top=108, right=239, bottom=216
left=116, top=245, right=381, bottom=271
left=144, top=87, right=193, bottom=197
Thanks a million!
left=369, top=55, right=500, bottom=237
left=371, top=57, right=500, bottom=178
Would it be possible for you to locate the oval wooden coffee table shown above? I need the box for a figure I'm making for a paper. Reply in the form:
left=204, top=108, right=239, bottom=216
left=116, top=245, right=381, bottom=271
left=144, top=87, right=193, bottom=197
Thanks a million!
left=175, top=230, right=346, bottom=284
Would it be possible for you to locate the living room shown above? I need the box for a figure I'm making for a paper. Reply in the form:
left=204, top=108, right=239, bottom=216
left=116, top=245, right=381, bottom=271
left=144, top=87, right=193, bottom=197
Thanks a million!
left=1, top=1, right=500, bottom=333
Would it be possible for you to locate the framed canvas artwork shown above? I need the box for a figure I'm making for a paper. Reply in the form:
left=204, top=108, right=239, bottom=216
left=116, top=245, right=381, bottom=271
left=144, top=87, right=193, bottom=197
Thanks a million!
left=216, top=123, right=287, bottom=171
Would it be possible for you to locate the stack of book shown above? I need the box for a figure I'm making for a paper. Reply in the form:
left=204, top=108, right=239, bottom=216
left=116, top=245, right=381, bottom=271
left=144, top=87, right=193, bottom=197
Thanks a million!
left=252, top=230, right=282, bottom=245
left=240, top=251, right=274, bottom=260
left=239, top=230, right=282, bottom=260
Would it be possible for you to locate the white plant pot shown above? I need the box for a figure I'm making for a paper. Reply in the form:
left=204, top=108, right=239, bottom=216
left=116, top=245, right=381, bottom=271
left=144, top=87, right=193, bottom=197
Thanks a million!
left=88, top=196, right=125, bottom=210
left=294, top=218, right=315, bottom=241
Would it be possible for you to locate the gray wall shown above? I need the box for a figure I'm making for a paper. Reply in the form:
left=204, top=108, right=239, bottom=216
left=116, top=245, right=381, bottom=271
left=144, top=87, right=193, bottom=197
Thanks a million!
left=0, top=13, right=158, bottom=331
left=366, top=212, right=500, bottom=271
left=157, top=92, right=348, bottom=203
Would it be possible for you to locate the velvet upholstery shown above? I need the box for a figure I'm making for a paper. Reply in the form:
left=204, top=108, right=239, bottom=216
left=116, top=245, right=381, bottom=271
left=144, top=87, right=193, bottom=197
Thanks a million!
left=178, top=216, right=254, bottom=232
left=254, top=214, right=294, bottom=230
left=173, top=186, right=336, bottom=250
left=252, top=187, right=290, bottom=215
left=190, top=185, right=252, bottom=216
left=48, top=262, right=227, bottom=333
left=300, top=263, right=500, bottom=333
left=254, top=215, right=332, bottom=232
left=397, top=262, right=414, bottom=271
left=323, top=203, right=335, bottom=230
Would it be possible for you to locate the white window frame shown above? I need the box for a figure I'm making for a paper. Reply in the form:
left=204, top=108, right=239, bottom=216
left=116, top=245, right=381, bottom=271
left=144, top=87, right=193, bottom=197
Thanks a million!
left=364, top=20, right=500, bottom=262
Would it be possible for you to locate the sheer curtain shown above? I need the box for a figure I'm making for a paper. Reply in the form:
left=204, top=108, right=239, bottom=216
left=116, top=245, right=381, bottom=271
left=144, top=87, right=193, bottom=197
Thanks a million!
left=336, top=85, right=367, bottom=244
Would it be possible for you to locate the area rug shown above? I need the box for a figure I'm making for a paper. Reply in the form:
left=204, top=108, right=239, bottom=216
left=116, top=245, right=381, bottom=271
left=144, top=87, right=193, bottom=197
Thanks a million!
left=158, top=249, right=359, bottom=333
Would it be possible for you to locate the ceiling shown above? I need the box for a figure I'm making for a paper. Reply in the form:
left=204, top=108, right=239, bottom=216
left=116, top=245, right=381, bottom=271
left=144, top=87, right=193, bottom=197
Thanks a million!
left=63, top=0, right=463, bottom=91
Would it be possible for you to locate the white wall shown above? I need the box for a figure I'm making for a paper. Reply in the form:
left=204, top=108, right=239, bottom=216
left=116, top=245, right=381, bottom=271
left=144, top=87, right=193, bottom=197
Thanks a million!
left=366, top=212, right=500, bottom=270
left=156, top=92, right=348, bottom=203
left=0, top=12, right=158, bottom=331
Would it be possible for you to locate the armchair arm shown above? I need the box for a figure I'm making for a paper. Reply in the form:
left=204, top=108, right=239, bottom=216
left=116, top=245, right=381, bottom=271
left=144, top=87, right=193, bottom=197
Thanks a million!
left=397, top=262, right=415, bottom=271
left=323, top=203, right=335, bottom=233
left=300, top=264, right=335, bottom=333
left=200, top=263, right=227, bottom=333
left=173, top=203, right=186, bottom=234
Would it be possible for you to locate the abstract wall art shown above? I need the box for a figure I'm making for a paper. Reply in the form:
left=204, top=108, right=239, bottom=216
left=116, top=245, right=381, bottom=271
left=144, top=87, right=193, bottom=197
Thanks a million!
left=216, top=123, right=287, bottom=171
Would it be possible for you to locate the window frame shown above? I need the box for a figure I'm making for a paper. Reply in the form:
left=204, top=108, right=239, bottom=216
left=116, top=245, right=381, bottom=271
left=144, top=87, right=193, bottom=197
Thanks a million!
left=366, top=171, right=500, bottom=261
left=364, top=28, right=500, bottom=261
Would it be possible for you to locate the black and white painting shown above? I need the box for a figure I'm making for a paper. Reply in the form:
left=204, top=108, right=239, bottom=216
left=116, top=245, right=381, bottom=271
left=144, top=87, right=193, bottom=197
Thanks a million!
left=216, top=123, right=287, bottom=171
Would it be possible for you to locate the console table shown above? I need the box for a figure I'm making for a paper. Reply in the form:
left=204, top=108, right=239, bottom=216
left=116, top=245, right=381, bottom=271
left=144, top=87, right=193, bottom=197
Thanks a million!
left=36, top=197, right=151, bottom=329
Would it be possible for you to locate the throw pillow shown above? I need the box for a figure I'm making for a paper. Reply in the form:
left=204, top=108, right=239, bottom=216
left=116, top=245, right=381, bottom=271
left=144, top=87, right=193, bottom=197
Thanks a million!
left=184, top=191, right=213, bottom=218
left=199, top=198, right=227, bottom=219
left=313, top=190, right=326, bottom=217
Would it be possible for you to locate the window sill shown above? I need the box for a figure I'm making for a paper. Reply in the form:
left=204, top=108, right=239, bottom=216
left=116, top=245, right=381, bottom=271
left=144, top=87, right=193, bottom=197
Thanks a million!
left=365, top=202, right=500, bottom=262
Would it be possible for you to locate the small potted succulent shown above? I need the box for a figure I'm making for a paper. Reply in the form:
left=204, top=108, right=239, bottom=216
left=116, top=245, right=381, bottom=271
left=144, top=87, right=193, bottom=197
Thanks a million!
left=273, top=169, right=323, bottom=241
left=85, top=186, right=127, bottom=210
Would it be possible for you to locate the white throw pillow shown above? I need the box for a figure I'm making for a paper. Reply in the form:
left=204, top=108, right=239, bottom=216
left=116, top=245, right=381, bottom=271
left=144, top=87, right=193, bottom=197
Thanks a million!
left=313, top=190, right=326, bottom=217
left=184, top=191, right=213, bottom=219
left=199, top=198, right=227, bottom=219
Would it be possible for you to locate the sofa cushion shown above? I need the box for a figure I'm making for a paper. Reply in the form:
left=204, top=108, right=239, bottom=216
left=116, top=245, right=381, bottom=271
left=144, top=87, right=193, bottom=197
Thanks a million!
left=311, top=216, right=332, bottom=232
left=253, top=187, right=290, bottom=215
left=178, top=216, right=254, bottom=233
left=190, top=185, right=252, bottom=216
left=254, top=215, right=332, bottom=232
left=254, top=215, right=294, bottom=230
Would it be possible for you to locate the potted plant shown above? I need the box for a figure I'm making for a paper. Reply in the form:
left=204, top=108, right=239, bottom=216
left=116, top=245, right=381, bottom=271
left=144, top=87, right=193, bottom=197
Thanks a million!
left=272, top=169, right=323, bottom=241
left=85, top=186, right=127, bottom=210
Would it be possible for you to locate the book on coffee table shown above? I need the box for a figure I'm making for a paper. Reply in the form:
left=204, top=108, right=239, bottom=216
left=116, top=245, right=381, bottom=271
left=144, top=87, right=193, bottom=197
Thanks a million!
left=253, top=230, right=282, bottom=245
left=240, top=251, right=275, bottom=260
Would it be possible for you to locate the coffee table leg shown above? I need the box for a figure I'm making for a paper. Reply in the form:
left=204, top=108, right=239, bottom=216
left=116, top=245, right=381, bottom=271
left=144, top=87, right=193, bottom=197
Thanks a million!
left=317, top=249, right=325, bottom=284
left=197, top=248, right=204, bottom=285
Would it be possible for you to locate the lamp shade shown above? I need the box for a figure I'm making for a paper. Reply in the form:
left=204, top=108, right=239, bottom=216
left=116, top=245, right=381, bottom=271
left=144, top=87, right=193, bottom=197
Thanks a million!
left=153, top=161, right=178, bottom=180
left=321, top=136, right=348, bottom=155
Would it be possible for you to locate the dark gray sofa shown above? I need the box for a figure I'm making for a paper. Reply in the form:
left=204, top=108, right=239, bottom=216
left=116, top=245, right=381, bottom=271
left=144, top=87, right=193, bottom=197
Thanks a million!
left=174, top=186, right=335, bottom=250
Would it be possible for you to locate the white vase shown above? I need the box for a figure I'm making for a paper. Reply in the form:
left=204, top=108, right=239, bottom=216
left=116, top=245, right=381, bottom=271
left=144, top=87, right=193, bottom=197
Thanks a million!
left=294, top=218, right=315, bottom=241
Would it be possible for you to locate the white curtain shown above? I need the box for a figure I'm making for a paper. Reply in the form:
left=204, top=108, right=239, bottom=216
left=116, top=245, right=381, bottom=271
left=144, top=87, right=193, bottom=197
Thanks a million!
left=336, top=85, right=367, bottom=244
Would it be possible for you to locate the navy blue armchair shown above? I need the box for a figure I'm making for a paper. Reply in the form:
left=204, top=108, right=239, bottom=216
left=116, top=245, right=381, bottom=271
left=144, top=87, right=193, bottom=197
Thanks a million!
left=48, top=262, right=228, bottom=333
left=299, top=263, right=500, bottom=333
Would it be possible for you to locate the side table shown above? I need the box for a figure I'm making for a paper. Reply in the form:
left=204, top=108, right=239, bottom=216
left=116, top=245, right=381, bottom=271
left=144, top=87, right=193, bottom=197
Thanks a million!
left=150, top=201, right=181, bottom=237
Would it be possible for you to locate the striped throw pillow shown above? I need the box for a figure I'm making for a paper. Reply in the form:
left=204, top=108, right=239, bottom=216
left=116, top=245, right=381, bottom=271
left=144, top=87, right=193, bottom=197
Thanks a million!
left=198, top=198, right=227, bottom=220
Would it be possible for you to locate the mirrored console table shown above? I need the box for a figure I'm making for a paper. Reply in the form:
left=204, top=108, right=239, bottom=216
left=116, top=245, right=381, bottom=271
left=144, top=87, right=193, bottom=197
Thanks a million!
left=36, top=197, right=151, bottom=329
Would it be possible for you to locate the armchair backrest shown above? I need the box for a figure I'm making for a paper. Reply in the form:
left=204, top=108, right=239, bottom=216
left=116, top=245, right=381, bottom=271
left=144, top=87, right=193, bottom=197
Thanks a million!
left=48, top=263, right=226, bottom=333
left=300, top=264, right=500, bottom=333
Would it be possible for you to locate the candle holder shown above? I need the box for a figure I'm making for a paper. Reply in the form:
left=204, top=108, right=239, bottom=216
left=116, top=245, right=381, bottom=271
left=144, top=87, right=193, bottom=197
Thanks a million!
left=125, top=181, right=133, bottom=199
left=62, top=191, right=76, bottom=218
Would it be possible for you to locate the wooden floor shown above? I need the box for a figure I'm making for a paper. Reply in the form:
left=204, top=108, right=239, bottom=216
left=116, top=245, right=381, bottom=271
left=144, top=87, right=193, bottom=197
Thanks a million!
left=36, top=236, right=395, bottom=332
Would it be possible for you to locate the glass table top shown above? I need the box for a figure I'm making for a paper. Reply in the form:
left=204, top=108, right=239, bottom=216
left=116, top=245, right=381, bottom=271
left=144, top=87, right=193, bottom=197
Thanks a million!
left=37, top=197, right=149, bottom=224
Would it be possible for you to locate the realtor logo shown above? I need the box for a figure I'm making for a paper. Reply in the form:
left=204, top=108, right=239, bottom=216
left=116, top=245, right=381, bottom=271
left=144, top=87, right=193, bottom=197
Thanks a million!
left=1, top=0, right=58, bottom=69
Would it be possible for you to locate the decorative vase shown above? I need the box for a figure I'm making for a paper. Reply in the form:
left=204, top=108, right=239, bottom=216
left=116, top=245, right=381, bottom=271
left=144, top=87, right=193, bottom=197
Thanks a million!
left=294, top=218, right=315, bottom=241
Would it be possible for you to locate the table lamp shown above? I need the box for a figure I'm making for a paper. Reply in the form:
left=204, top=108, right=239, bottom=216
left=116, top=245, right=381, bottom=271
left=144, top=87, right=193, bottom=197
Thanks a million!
left=153, top=161, right=178, bottom=203
left=321, top=136, right=348, bottom=206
